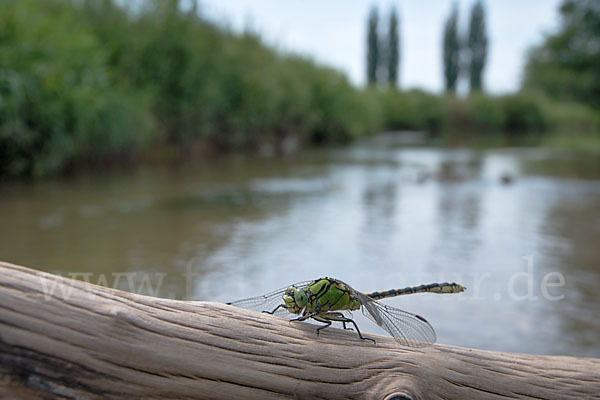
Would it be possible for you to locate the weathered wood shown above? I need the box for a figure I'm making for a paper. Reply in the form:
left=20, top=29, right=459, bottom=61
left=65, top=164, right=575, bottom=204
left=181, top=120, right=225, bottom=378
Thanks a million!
left=0, top=261, right=598, bottom=400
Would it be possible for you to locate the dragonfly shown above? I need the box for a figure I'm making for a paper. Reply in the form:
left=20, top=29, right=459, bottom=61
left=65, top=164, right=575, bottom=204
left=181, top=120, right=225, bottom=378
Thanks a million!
left=228, top=277, right=466, bottom=347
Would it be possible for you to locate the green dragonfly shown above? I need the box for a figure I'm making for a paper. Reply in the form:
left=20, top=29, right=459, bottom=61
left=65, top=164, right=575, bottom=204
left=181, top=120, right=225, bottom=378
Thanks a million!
left=228, top=277, right=466, bottom=347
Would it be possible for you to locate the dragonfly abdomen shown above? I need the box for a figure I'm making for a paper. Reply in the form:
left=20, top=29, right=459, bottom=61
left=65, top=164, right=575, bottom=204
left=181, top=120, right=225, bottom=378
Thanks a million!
left=366, top=282, right=466, bottom=300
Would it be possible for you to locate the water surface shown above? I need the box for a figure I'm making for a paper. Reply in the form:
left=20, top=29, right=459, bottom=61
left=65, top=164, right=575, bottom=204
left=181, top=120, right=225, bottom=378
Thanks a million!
left=1, top=137, right=599, bottom=357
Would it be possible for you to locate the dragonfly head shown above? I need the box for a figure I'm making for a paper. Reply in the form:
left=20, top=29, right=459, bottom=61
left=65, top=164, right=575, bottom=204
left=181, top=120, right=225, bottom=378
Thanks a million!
left=282, top=285, right=308, bottom=314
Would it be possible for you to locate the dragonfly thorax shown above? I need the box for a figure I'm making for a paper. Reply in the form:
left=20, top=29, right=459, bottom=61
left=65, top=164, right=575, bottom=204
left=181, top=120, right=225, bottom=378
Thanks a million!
left=282, top=278, right=362, bottom=315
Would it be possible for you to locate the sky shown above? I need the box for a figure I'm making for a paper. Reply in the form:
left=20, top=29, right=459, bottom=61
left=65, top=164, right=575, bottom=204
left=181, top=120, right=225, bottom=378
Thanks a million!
left=200, top=0, right=563, bottom=94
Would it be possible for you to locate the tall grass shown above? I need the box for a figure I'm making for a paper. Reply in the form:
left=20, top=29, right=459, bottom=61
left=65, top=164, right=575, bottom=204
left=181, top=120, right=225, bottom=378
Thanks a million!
left=0, top=0, right=375, bottom=176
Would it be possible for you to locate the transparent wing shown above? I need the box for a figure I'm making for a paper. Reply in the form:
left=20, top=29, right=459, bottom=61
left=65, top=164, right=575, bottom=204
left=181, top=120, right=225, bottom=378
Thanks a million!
left=355, top=291, right=436, bottom=347
left=227, top=281, right=313, bottom=318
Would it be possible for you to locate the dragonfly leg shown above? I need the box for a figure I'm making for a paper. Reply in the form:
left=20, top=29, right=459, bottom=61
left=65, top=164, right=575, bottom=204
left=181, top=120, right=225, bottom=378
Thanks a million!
left=344, top=317, right=376, bottom=344
left=312, top=316, right=332, bottom=336
left=264, top=304, right=286, bottom=314
left=290, top=313, right=313, bottom=322
left=324, top=311, right=353, bottom=330
left=318, top=312, right=375, bottom=344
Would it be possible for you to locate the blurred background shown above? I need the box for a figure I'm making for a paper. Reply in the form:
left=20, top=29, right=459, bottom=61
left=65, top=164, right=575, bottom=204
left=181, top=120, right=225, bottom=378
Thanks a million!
left=0, top=0, right=599, bottom=357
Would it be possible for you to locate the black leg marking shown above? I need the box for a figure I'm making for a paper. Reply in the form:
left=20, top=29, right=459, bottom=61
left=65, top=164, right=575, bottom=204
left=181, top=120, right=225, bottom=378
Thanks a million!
left=344, top=317, right=376, bottom=343
left=312, top=317, right=332, bottom=335
left=290, top=313, right=313, bottom=322
left=313, top=312, right=375, bottom=344
left=328, top=312, right=353, bottom=330
left=264, top=304, right=285, bottom=314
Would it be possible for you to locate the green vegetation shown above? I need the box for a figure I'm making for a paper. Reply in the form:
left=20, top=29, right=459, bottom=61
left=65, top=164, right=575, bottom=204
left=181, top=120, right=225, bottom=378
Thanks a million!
left=0, top=0, right=374, bottom=177
left=523, top=0, right=600, bottom=107
left=377, top=90, right=599, bottom=144
left=0, top=0, right=597, bottom=178
left=521, top=0, right=600, bottom=149
left=0, top=0, right=153, bottom=177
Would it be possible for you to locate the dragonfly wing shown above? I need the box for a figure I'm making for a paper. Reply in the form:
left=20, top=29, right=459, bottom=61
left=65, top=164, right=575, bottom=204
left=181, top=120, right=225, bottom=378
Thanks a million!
left=356, top=292, right=436, bottom=347
left=227, top=281, right=313, bottom=317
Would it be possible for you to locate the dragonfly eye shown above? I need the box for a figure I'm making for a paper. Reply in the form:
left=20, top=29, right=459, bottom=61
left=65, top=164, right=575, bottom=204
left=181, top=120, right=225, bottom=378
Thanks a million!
left=294, top=290, right=308, bottom=307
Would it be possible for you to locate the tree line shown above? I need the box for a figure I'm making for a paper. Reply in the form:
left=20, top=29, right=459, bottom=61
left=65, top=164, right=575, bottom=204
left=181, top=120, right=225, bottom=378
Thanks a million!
left=365, top=0, right=597, bottom=145
left=367, top=7, right=400, bottom=87
left=523, top=0, right=600, bottom=107
left=0, top=0, right=377, bottom=177
left=0, top=0, right=597, bottom=178
left=367, top=2, right=488, bottom=93
left=443, top=1, right=488, bottom=93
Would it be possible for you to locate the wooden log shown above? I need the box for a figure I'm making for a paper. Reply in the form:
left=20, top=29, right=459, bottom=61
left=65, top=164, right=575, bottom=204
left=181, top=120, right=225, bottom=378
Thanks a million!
left=0, top=261, right=598, bottom=400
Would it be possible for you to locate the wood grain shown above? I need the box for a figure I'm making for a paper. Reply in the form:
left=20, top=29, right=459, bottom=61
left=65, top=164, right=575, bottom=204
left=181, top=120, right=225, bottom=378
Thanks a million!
left=0, top=261, right=598, bottom=399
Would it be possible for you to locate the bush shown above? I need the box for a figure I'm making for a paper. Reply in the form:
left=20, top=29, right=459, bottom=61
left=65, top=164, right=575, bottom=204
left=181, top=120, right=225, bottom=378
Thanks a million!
left=0, top=0, right=377, bottom=177
left=375, top=89, right=597, bottom=143
left=501, top=93, right=548, bottom=134
left=541, top=100, right=600, bottom=134
left=466, top=94, right=505, bottom=132
left=0, top=0, right=152, bottom=176
left=378, top=89, right=444, bottom=134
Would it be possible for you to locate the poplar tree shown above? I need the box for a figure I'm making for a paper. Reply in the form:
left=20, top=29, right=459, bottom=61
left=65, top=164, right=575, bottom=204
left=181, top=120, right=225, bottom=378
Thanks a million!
left=467, top=0, right=487, bottom=92
left=377, top=25, right=388, bottom=84
left=387, top=8, right=400, bottom=87
left=366, top=7, right=379, bottom=85
left=443, top=5, right=460, bottom=93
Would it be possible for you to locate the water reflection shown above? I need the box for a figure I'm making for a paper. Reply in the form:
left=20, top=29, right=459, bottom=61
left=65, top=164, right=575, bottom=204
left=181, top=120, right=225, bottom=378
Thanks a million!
left=539, top=192, right=600, bottom=355
left=361, top=173, right=397, bottom=235
left=0, top=142, right=599, bottom=357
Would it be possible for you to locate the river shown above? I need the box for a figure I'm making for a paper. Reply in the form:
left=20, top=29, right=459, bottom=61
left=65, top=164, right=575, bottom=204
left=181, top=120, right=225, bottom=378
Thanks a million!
left=1, top=136, right=599, bottom=357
